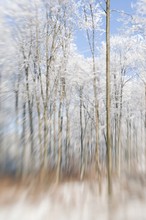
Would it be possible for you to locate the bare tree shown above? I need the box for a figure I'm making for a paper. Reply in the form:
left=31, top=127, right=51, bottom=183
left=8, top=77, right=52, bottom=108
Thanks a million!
left=106, top=0, right=112, bottom=195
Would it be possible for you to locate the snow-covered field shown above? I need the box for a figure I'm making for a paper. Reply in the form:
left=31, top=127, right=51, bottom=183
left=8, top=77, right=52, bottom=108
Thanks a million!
left=0, top=179, right=146, bottom=220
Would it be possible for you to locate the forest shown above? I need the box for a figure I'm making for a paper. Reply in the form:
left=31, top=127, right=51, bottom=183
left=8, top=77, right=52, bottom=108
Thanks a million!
left=0, top=0, right=146, bottom=219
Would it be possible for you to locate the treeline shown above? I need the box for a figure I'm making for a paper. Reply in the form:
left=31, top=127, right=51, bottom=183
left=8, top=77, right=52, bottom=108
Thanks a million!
left=0, top=0, right=146, bottom=189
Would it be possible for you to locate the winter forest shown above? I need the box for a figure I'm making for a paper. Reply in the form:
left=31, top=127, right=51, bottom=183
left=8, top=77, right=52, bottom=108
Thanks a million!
left=0, top=0, right=146, bottom=219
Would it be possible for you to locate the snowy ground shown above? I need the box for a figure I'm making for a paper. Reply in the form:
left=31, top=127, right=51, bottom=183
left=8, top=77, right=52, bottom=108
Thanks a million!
left=0, top=178, right=146, bottom=220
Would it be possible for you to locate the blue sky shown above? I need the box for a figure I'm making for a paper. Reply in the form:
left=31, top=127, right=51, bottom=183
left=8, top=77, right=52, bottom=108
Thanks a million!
left=75, top=0, right=137, bottom=57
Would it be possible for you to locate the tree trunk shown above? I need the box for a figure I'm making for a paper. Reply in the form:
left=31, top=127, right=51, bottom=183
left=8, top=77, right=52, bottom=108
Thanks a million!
left=106, top=0, right=112, bottom=195
left=79, top=86, right=84, bottom=179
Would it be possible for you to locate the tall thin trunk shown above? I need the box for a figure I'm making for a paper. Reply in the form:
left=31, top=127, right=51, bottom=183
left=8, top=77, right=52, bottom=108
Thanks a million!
left=21, top=101, right=26, bottom=175
left=79, top=87, right=84, bottom=179
left=25, top=66, right=34, bottom=166
left=114, top=74, right=118, bottom=170
left=117, top=76, right=124, bottom=176
left=56, top=92, right=63, bottom=183
left=43, top=9, right=49, bottom=169
left=106, top=0, right=112, bottom=195
left=34, top=6, right=43, bottom=167
left=128, top=119, right=132, bottom=171
left=15, top=72, right=21, bottom=165
left=53, top=81, right=58, bottom=164
left=66, top=105, right=70, bottom=169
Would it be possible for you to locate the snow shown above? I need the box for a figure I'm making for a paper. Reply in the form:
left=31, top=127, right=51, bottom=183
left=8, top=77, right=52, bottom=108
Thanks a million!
left=0, top=181, right=146, bottom=220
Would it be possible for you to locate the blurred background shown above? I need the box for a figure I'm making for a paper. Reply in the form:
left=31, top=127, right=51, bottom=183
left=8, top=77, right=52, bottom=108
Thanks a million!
left=0, top=0, right=146, bottom=219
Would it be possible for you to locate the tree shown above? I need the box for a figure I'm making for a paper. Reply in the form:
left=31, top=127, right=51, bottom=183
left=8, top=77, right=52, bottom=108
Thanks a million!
left=106, top=0, right=112, bottom=195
